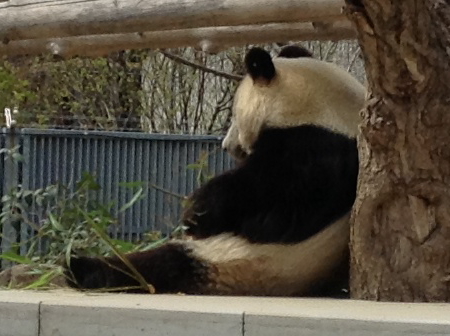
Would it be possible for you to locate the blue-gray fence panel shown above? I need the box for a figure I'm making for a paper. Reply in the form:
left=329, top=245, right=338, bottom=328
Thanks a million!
left=5, top=129, right=234, bottom=248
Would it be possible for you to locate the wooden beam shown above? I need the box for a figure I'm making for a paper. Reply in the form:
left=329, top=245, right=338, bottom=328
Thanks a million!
left=0, top=21, right=355, bottom=58
left=0, top=0, right=347, bottom=42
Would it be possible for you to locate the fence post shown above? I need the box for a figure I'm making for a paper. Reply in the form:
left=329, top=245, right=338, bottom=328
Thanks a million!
left=0, top=127, right=20, bottom=270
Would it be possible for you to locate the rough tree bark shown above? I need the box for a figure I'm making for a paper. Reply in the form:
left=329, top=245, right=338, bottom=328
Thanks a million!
left=346, top=0, right=450, bottom=301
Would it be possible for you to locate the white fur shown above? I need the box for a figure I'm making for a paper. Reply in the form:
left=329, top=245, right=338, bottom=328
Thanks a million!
left=182, top=213, right=350, bottom=296
left=223, top=56, right=366, bottom=156
left=212, top=52, right=361, bottom=295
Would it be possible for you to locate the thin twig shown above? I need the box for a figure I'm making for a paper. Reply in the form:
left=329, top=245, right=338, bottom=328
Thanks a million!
left=159, top=50, right=243, bottom=81
left=148, top=182, right=186, bottom=199
left=347, top=48, right=361, bottom=72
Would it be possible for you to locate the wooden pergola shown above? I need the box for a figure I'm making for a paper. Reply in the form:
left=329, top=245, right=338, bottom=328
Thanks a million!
left=0, top=0, right=355, bottom=58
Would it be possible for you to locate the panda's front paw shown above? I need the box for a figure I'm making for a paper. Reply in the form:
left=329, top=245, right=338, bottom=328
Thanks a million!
left=64, top=256, right=108, bottom=290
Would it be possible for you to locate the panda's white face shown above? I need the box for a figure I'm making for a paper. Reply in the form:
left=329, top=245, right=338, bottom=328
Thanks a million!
left=221, top=120, right=247, bottom=161
left=223, top=56, right=366, bottom=159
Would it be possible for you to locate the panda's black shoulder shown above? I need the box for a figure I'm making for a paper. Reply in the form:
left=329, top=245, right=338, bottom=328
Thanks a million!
left=278, top=45, right=313, bottom=58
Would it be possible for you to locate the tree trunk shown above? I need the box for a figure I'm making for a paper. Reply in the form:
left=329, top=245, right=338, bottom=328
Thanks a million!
left=346, top=0, right=450, bottom=301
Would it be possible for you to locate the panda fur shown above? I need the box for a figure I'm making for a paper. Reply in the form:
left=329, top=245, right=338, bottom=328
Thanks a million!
left=65, top=46, right=366, bottom=296
left=277, top=45, right=313, bottom=58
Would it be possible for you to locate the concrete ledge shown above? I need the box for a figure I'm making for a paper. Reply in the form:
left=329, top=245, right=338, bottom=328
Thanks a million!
left=1, top=290, right=450, bottom=336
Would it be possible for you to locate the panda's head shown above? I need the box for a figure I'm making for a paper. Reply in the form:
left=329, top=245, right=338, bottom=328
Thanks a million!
left=222, top=46, right=366, bottom=160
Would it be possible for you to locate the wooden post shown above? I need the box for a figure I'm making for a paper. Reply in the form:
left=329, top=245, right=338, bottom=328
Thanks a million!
left=0, top=21, right=355, bottom=58
left=0, top=0, right=347, bottom=41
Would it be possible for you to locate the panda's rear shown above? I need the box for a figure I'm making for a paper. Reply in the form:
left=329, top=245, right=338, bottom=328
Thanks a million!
left=65, top=46, right=366, bottom=297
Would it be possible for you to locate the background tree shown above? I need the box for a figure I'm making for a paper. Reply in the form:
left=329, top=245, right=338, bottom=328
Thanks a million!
left=1, top=41, right=364, bottom=134
left=346, top=0, right=450, bottom=301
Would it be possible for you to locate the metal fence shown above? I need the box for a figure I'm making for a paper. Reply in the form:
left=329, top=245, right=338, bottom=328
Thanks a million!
left=0, top=128, right=234, bottom=259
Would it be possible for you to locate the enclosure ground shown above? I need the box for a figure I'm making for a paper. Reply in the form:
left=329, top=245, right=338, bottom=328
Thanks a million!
left=0, top=290, right=449, bottom=336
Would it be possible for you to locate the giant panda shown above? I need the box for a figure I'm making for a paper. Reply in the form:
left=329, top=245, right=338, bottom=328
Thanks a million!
left=65, top=46, right=366, bottom=296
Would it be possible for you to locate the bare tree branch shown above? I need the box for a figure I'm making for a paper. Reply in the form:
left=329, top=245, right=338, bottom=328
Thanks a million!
left=159, top=50, right=243, bottom=81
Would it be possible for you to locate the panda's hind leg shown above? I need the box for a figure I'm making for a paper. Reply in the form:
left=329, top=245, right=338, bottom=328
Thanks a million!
left=65, top=216, right=349, bottom=296
left=65, top=242, right=210, bottom=294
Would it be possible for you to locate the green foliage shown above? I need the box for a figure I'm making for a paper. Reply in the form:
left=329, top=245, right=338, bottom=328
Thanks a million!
left=180, top=150, right=216, bottom=212
left=12, top=52, right=145, bottom=130
left=1, top=174, right=114, bottom=264
left=0, top=145, right=24, bottom=162
left=0, top=172, right=170, bottom=290
left=0, top=251, right=33, bottom=264
left=0, top=61, right=35, bottom=114
left=186, top=150, right=215, bottom=187
left=21, top=268, right=61, bottom=290
left=2, top=48, right=241, bottom=134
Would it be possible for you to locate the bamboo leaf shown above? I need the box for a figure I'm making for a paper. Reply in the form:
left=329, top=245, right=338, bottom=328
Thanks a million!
left=23, top=270, right=59, bottom=290
left=0, top=251, right=33, bottom=264
left=77, top=206, right=155, bottom=294
left=47, top=212, right=63, bottom=231
left=118, top=181, right=145, bottom=188
left=119, top=187, right=144, bottom=212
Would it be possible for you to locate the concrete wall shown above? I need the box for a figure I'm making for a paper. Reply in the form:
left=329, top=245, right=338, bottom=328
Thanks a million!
left=1, top=290, right=450, bottom=336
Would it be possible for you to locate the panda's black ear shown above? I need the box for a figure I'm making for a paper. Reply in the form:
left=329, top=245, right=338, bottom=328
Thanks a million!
left=278, top=45, right=313, bottom=58
left=244, top=48, right=276, bottom=82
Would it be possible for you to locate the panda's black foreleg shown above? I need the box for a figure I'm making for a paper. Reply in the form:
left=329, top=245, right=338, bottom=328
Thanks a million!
left=182, top=168, right=253, bottom=239
left=65, top=242, right=209, bottom=293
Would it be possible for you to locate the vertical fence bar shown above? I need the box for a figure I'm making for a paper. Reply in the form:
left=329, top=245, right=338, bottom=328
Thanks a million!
left=20, top=131, right=31, bottom=256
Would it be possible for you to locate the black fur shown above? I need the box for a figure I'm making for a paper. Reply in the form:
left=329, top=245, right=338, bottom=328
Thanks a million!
left=278, top=45, right=313, bottom=58
left=66, top=125, right=357, bottom=294
left=66, top=243, right=209, bottom=293
left=183, top=125, right=358, bottom=244
left=245, top=47, right=276, bottom=82
left=64, top=47, right=357, bottom=296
